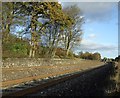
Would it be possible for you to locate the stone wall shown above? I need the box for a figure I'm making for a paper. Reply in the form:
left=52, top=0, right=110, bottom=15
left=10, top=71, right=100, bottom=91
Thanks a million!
left=2, top=58, right=83, bottom=68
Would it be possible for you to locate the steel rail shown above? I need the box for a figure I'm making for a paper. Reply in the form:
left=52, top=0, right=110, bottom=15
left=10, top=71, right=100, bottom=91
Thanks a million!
left=2, top=63, right=112, bottom=97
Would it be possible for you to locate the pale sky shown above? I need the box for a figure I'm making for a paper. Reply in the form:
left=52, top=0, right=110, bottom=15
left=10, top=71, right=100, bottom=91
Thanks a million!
left=61, top=2, right=118, bottom=58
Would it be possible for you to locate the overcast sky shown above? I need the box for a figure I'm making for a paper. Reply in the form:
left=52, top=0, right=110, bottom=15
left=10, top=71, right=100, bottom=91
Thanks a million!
left=60, top=1, right=118, bottom=58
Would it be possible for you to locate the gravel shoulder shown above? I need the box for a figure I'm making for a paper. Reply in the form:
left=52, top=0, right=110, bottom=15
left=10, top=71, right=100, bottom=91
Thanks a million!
left=2, top=60, right=104, bottom=88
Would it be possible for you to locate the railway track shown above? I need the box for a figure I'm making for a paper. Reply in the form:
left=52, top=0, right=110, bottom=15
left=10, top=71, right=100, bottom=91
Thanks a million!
left=2, top=62, right=114, bottom=97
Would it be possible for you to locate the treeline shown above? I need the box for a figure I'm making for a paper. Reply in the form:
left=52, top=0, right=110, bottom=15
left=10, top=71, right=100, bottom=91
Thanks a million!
left=77, top=52, right=101, bottom=60
left=2, top=2, right=84, bottom=58
left=115, top=55, right=120, bottom=62
left=101, top=56, right=120, bottom=62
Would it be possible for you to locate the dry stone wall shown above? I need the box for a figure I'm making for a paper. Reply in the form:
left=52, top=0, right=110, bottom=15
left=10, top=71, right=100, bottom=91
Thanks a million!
left=2, top=58, right=83, bottom=68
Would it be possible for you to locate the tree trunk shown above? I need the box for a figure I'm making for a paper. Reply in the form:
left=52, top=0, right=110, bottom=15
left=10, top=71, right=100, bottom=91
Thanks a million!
left=5, top=24, right=10, bottom=42
left=2, top=2, right=14, bottom=43
left=66, top=46, right=70, bottom=56
left=29, top=48, right=32, bottom=57
left=29, top=13, right=38, bottom=57
left=3, top=21, right=11, bottom=43
left=29, top=32, right=38, bottom=58
left=32, top=49, right=35, bottom=57
left=66, top=38, right=71, bottom=56
left=52, top=45, right=57, bottom=58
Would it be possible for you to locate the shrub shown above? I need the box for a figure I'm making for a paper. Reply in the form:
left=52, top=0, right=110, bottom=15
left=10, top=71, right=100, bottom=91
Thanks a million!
left=10, top=43, right=28, bottom=55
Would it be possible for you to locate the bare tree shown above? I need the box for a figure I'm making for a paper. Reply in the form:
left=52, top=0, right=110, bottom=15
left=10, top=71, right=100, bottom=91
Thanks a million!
left=63, top=5, right=84, bottom=56
left=43, top=23, right=64, bottom=58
